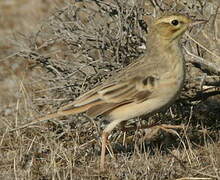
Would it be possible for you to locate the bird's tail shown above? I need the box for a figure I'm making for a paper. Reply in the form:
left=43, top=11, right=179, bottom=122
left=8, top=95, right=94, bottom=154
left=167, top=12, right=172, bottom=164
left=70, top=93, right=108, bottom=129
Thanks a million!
left=8, top=102, right=100, bottom=132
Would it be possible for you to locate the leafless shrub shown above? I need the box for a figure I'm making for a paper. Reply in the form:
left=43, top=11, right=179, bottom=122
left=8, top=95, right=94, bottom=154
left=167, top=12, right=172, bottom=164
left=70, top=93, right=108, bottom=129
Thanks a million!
left=1, top=0, right=220, bottom=179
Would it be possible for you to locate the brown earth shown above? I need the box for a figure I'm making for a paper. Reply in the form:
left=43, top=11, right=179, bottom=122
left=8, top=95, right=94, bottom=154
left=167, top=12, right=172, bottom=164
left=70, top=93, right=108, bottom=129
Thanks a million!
left=0, top=0, right=219, bottom=179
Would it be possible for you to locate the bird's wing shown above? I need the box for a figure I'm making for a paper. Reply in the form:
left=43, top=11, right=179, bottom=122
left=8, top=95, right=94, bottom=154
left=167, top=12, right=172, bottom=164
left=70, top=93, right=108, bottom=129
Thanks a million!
left=59, top=75, right=159, bottom=117
left=9, top=63, right=162, bottom=132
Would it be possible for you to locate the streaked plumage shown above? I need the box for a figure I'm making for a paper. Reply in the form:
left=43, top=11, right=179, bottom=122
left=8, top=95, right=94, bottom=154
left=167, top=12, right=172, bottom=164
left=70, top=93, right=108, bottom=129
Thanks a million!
left=11, top=14, right=205, bottom=171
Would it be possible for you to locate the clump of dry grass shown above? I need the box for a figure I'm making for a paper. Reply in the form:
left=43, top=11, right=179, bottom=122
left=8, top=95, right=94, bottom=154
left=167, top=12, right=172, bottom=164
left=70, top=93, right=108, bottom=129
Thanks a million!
left=0, top=0, right=220, bottom=179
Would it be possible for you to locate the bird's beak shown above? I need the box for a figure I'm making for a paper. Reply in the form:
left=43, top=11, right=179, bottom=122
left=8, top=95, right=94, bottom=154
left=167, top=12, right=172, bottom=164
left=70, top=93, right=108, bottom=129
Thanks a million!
left=189, top=19, right=208, bottom=27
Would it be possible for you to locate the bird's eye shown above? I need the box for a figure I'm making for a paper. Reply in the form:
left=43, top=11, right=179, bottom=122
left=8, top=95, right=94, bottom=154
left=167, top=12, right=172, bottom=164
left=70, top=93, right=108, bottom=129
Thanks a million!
left=171, top=20, right=179, bottom=26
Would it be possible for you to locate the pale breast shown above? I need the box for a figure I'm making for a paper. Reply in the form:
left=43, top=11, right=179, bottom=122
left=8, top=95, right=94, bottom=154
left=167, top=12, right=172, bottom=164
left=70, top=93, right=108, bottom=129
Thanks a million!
left=108, top=60, right=185, bottom=122
left=108, top=41, right=186, bottom=122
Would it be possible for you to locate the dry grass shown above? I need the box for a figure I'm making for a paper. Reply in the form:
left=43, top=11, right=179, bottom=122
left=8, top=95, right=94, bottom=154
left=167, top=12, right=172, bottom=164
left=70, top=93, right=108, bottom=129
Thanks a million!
left=0, top=0, right=220, bottom=179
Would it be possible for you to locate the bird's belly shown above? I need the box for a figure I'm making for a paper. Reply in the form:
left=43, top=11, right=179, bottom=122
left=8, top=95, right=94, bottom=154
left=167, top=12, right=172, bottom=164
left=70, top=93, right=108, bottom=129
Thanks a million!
left=108, top=96, right=171, bottom=121
left=109, top=77, right=183, bottom=122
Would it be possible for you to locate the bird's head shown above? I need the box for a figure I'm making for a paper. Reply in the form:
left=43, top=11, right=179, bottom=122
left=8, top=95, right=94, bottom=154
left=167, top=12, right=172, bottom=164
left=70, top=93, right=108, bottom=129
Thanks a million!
left=152, top=14, right=193, bottom=41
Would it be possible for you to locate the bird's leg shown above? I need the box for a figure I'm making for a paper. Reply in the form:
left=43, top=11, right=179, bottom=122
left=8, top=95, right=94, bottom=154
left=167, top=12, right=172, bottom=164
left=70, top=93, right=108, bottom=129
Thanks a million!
left=121, top=122, right=184, bottom=132
left=143, top=124, right=184, bottom=140
left=121, top=122, right=184, bottom=140
left=100, top=120, right=122, bottom=171
left=155, top=124, right=184, bottom=135
left=100, top=132, right=108, bottom=171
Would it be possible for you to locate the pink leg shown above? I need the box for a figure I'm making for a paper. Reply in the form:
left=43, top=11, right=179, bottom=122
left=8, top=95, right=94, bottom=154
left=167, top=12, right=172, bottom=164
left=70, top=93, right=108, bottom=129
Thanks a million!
left=100, top=120, right=123, bottom=171
left=121, top=122, right=184, bottom=132
left=100, top=132, right=108, bottom=171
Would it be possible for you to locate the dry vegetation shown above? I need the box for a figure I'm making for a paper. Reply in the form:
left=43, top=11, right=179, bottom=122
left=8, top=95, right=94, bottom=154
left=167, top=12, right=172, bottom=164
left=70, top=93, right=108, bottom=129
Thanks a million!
left=0, top=0, right=220, bottom=179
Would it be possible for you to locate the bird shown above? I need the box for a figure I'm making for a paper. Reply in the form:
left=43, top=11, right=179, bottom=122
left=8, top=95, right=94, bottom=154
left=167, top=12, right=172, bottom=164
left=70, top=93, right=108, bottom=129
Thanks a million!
left=10, top=14, right=205, bottom=171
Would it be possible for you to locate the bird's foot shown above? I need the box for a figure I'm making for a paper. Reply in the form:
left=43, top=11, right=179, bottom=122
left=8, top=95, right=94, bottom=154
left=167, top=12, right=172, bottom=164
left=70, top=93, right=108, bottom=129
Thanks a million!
left=121, top=122, right=184, bottom=140
left=143, top=124, right=184, bottom=140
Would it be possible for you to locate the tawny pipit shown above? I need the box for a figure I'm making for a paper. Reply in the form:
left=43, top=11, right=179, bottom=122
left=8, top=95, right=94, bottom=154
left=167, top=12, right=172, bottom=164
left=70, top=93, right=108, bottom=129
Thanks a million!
left=11, top=14, right=205, bottom=170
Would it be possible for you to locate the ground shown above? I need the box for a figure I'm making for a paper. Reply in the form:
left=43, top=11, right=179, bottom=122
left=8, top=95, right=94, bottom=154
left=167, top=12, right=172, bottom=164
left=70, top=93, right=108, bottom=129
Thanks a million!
left=0, top=0, right=220, bottom=179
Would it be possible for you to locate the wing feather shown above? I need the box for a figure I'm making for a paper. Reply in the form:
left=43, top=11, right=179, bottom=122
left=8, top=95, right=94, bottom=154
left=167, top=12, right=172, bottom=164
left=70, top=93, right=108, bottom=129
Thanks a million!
left=59, top=75, right=159, bottom=117
left=87, top=100, right=131, bottom=117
